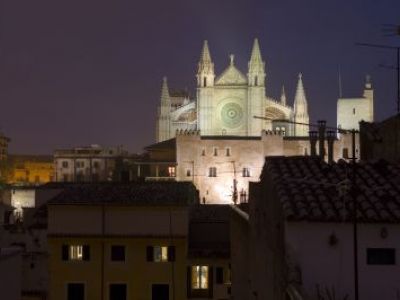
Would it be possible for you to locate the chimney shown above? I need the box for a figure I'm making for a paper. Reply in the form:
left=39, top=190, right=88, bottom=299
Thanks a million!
left=309, top=131, right=318, bottom=156
left=326, top=130, right=335, bottom=163
left=317, top=120, right=326, bottom=160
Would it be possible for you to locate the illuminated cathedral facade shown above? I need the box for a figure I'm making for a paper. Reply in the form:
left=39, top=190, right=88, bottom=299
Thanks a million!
left=156, top=39, right=310, bottom=142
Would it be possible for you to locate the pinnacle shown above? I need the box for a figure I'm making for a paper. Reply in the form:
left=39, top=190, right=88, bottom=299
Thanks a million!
left=161, top=76, right=169, bottom=99
left=280, top=85, right=286, bottom=105
left=200, top=40, right=212, bottom=63
left=294, top=73, right=307, bottom=105
left=250, top=38, right=263, bottom=63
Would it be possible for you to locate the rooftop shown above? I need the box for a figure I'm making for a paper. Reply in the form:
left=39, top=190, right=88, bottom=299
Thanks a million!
left=263, top=156, right=400, bottom=223
left=48, top=182, right=198, bottom=206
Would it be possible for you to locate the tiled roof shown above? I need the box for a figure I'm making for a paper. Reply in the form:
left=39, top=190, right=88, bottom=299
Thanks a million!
left=48, top=182, right=198, bottom=206
left=263, top=156, right=400, bottom=223
left=144, top=138, right=176, bottom=150
left=188, top=205, right=230, bottom=258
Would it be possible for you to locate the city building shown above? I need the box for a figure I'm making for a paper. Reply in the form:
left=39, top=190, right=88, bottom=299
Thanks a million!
left=7, top=155, right=54, bottom=185
left=233, top=156, right=400, bottom=300
left=0, top=132, right=10, bottom=162
left=47, top=182, right=228, bottom=300
left=337, top=76, right=374, bottom=131
left=360, top=113, right=400, bottom=162
left=0, top=132, right=11, bottom=181
left=0, top=247, right=23, bottom=300
left=156, top=39, right=310, bottom=141
left=142, top=129, right=355, bottom=204
left=54, top=145, right=131, bottom=182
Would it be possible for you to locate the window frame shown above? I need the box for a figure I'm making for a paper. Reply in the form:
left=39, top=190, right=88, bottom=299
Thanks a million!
left=110, top=245, right=126, bottom=262
left=66, top=282, right=86, bottom=300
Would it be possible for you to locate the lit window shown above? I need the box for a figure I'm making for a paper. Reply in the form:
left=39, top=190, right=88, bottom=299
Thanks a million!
left=168, top=167, right=176, bottom=177
left=226, top=148, right=231, bottom=156
left=191, top=266, right=209, bottom=289
left=281, top=127, right=286, bottom=136
left=154, top=246, right=168, bottom=262
left=62, top=245, right=89, bottom=261
left=242, top=168, right=250, bottom=177
left=70, top=245, right=83, bottom=260
left=209, top=167, right=217, bottom=177
left=147, top=246, right=175, bottom=262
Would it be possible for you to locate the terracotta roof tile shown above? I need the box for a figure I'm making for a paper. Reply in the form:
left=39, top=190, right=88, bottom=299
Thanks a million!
left=263, top=156, right=400, bottom=223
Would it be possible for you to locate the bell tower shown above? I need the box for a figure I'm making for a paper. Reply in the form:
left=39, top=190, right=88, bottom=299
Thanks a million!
left=247, top=38, right=266, bottom=136
left=197, top=40, right=215, bottom=135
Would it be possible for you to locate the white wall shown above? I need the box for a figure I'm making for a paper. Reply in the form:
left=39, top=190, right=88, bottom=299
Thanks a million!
left=286, top=222, right=400, bottom=300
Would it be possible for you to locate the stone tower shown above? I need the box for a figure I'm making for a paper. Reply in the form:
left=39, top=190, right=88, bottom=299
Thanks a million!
left=294, top=73, right=310, bottom=136
left=156, top=77, right=171, bottom=141
left=196, top=40, right=215, bottom=135
left=247, top=38, right=266, bottom=136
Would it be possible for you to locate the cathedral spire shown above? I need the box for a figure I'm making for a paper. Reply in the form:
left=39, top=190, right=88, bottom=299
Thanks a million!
left=161, top=76, right=170, bottom=102
left=248, top=38, right=265, bottom=87
left=249, top=38, right=263, bottom=64
left=294, top=73, right=310, bottom=136
left=280, top=85, right=286, bottom=106
left=197, top=40, right=215, bottom=87
left=199, top=40, right=212, bottom=65
left=156, top=76, right=171, bottom=142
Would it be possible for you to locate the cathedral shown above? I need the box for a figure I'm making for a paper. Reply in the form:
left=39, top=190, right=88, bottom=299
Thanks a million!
left=156, top=39, right=310, bottom=142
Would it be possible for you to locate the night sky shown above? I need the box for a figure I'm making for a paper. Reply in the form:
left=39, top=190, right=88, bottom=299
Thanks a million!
left=0, top=0, right=399, bottom=154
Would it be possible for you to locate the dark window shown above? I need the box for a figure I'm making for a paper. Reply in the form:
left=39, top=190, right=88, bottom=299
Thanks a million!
left=367, top=248, right=396, bottom=265
left=203, top=77, right=207, bottom=87
left=226, top=148, right=231, bottom=156
left=242, top=168, right=250, bottom=177
left=109, top=284, right=127, bottom=300
left=62, top=161, right=69, bottom=168
left=209, top=167, right=217, bottom=177
left=216, top=267, right=224, bottom=284
left=152, top=284, right=169, bottom=300
left=201, top=149, right=205, bottom=156
left=111, top=246, right=125, bottom=262
left=353, top=108, right=356, bottom=115
left=67, top=283, right=84, bottom=300
left=342, top=148, right=349, bottom=159
left=213, top=148, right=218, bottom=156
left=186, top=169, right=191, bottom=177
left=254, top=76, right=258, bottom=86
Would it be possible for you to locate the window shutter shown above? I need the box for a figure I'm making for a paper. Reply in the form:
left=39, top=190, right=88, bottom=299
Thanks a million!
left=187, top=266, right=192, bottom=298
left=62, top=245, right=69, bottom=261
left=208, top=267, right=213, bottom=298
left=146, top=246, right=153, bottom=262
left=168, top=246, right=176, bottom=262
left=83, top=245, right=90, bottom=261
left=216, top=267, right=223, bottom=284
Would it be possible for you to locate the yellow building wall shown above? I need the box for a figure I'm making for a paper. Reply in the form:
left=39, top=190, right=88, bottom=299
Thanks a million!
left=49, top=237, right=188, bottom=300
left=10, top=161, right=54, bottom=184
